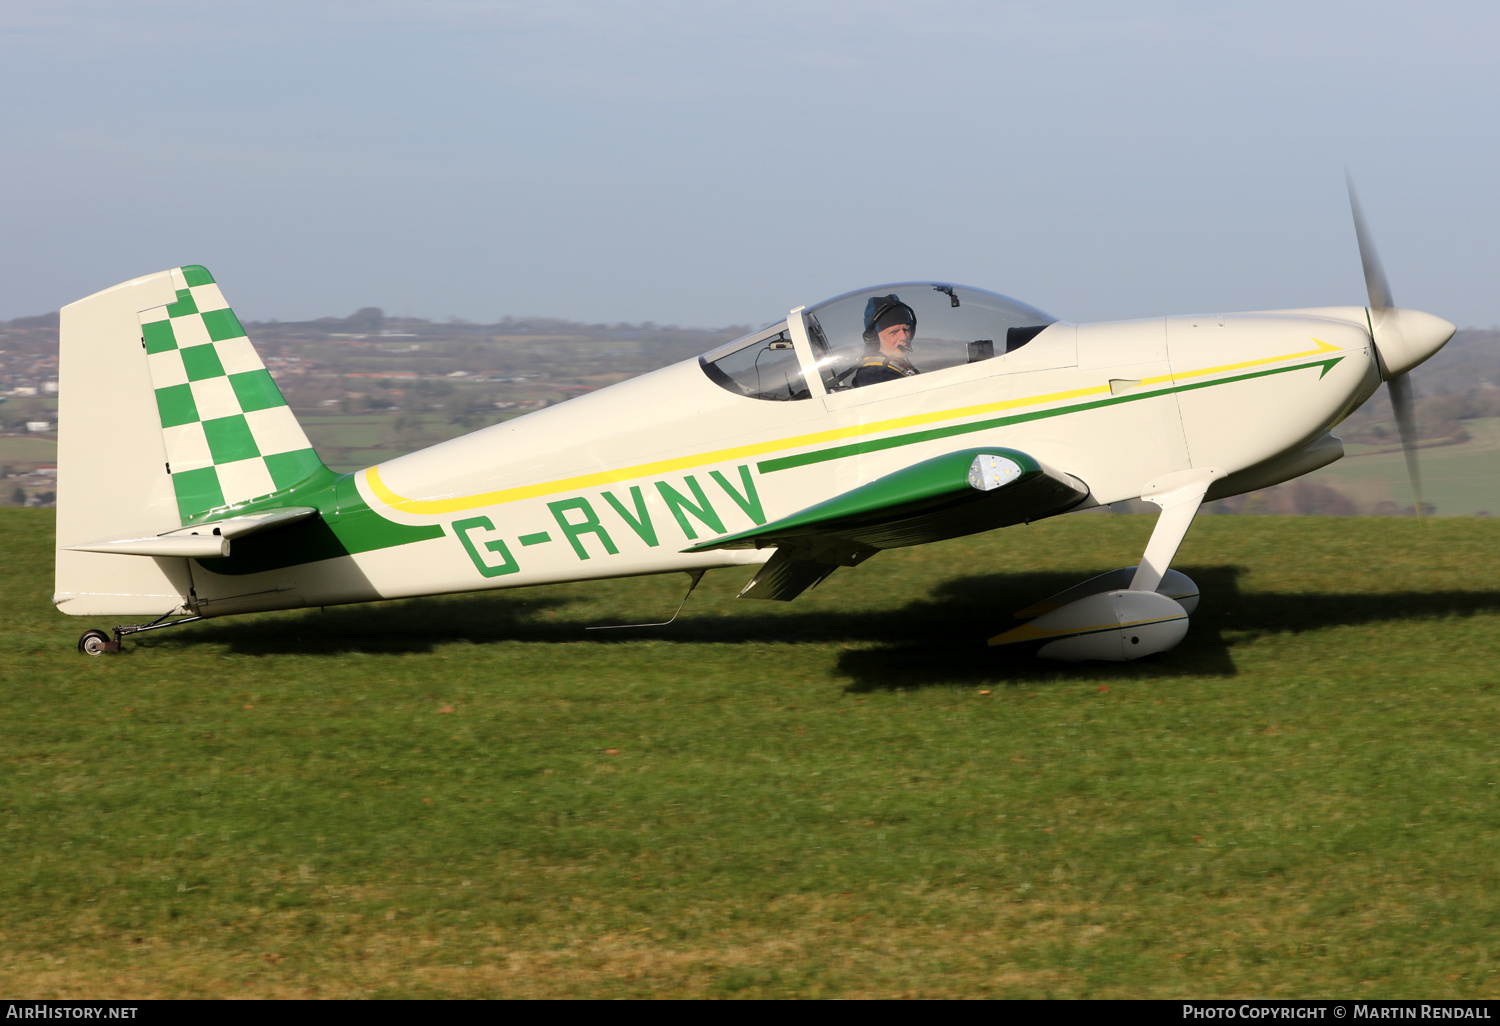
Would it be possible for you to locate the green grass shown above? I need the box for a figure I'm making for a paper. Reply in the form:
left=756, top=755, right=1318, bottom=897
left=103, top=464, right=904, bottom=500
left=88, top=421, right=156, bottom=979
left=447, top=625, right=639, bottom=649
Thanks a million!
left=0, top=436, right=58, bottom=465
left=3, top=508, right=1499, bottom=998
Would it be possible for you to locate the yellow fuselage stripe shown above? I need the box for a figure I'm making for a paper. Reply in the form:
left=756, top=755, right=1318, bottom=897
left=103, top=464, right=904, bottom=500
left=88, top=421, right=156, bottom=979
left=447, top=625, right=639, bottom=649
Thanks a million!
left=365, top=338, right=1344, bottom=515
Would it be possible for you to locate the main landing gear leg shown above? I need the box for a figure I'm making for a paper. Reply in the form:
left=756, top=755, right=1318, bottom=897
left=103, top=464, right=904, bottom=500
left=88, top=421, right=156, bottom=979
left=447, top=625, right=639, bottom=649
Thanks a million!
left=992, top=467, right=1225, bottom=661
left=77, top=610, right=206, bottom=656
left=1129, top=468, right=1225, bottom=595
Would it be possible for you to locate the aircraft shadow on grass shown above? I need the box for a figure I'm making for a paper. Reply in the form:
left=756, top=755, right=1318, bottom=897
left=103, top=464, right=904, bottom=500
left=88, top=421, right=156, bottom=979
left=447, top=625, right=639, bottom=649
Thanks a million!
left=148, top=564, right=1500, bottom=690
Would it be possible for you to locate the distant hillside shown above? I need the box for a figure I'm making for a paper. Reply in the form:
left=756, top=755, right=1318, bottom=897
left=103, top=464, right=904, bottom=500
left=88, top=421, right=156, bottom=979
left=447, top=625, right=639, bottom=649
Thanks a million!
left=4, top=309, right=1497, bottom=513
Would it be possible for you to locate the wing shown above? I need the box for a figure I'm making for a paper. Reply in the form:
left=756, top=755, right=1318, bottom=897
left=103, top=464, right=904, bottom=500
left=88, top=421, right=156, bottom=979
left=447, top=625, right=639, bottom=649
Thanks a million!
left=684, top=447, right=1089, bottom=600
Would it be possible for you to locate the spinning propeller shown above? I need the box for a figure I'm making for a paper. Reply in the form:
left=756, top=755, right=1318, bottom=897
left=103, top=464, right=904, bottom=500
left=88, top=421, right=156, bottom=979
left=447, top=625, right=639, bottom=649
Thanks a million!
left=1347, top=176, right=1454, bottom=520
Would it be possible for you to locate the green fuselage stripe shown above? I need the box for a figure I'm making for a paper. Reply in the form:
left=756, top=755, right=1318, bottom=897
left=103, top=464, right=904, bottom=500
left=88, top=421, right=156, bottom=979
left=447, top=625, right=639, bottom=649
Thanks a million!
left=193, top=467, right=444, bottom=576
left=757, top=357, right=1344, bottom=474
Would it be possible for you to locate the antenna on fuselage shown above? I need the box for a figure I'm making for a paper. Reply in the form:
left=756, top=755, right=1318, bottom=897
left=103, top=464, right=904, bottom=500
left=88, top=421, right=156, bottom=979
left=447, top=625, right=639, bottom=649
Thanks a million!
left=585, top=570, right=707, bottom=630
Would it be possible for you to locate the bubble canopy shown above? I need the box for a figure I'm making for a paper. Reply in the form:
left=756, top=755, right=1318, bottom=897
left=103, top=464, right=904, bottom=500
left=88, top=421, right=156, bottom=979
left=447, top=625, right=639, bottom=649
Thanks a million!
left=807, top=282, right=1054, bottom=365
left=699, top=283, right=1058, bottom=401
left=808, top=282, right=1053, bottom=336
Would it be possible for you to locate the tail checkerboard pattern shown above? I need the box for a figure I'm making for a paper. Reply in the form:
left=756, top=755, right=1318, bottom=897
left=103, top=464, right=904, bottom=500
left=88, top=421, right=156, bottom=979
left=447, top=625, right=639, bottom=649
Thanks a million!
left=141, top=265, right=325, bottom=523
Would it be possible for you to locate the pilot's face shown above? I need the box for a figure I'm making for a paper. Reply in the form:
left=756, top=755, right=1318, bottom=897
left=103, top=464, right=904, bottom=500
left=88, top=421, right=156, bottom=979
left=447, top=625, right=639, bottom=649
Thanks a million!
left=878, top=322, right=914, bottom=355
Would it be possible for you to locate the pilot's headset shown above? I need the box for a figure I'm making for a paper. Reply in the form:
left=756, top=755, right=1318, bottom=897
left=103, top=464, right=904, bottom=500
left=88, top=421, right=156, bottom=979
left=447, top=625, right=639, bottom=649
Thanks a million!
left=862, top=295, right=917, bottom=351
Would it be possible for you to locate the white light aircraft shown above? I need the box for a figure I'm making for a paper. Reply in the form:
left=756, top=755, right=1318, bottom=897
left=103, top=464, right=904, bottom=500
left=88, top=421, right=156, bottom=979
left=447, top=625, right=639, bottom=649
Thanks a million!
left=54, top=190, right=1454, bottom=660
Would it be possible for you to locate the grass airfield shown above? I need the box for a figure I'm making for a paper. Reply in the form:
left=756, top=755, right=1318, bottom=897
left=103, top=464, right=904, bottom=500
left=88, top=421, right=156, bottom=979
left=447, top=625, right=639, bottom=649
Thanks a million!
left=2, top=508, right=1499, bottom=999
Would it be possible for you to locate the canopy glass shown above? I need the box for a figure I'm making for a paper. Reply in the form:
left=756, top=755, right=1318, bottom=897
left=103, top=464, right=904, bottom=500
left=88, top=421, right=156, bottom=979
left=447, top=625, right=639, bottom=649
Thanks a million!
left=804, top=283, right=1056, bottom=392
left=698, top=284, right=1057, bottom=400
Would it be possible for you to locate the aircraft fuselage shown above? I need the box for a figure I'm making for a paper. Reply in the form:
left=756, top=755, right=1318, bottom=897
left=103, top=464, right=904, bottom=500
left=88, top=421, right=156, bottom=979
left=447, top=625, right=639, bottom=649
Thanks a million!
left=183, top=304, right=1383, bottom=618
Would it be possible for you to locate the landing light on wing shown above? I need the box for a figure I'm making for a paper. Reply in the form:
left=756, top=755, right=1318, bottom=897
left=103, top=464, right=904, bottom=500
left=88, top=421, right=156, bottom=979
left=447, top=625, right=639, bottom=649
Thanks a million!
left=967, top=453, right=1023, bottom=491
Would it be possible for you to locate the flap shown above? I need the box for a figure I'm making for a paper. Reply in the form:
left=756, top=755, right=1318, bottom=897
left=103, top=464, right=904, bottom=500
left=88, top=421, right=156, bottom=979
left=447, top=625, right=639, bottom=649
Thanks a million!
left=685, top=448, right=1088, bottom=554
left=65, top=506, right=319, bottom=558
left=736, top=543, right=878, bottom=602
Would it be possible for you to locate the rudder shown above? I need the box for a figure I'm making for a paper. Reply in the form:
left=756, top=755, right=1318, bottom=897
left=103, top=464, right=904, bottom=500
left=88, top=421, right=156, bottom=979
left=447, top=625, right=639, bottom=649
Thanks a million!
left=141, top=265, right=325, bottom=522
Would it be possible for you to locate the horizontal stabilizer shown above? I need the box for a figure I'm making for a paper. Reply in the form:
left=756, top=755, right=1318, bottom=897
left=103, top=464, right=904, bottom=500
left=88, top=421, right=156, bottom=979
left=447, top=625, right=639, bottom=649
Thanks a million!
left=685, top=447, right=1088, bottom=554
left=67, top=535, right=231, bottom=559
left=66, top=507, right=317, bottom=559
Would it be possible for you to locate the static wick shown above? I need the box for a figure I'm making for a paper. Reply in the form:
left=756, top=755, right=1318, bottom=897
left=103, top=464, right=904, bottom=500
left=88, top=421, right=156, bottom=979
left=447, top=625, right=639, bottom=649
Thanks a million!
left=586, top=570, right=706, bottom=630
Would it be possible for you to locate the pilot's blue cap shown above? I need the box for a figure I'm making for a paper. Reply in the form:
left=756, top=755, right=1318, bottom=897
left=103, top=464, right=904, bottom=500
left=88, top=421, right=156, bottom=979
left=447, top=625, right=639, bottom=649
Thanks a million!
left=862, top=295, right=916, bottom=343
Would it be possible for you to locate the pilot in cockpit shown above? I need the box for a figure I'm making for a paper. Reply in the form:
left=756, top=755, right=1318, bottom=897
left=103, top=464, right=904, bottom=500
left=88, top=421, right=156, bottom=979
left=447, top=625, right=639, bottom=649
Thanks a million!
left=851, top=294, right=920, bottom=388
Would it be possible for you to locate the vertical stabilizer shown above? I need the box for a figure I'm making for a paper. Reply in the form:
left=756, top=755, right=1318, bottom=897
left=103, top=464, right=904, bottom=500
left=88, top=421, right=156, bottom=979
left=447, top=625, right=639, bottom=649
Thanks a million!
left=56, top=270, right=190, bottom=616
left=55, top=266, right=329, bottom=617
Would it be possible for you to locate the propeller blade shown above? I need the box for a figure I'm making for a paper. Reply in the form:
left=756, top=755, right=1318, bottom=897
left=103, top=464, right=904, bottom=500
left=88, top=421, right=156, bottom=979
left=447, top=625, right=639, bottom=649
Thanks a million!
left=1387, top=373, right=1425, bottom=522
left=1347, top=172, right=1394, bottom=313
left=1349, top=174, right=1424, bottom=522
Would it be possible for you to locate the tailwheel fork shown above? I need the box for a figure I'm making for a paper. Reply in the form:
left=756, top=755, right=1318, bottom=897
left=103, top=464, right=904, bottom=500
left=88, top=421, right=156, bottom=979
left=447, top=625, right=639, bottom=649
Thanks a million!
left=76, top=610, right=206, bottom=656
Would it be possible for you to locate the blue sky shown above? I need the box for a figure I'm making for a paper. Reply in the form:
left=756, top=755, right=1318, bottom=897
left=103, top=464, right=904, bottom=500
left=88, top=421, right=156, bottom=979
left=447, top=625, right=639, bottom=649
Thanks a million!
left=3, top=1, right=1497, bottom=327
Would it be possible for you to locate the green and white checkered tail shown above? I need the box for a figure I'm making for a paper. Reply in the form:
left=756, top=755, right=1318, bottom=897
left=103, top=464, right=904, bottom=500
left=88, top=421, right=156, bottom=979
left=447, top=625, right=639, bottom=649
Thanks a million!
left=141, top=266, right=325, bottom=523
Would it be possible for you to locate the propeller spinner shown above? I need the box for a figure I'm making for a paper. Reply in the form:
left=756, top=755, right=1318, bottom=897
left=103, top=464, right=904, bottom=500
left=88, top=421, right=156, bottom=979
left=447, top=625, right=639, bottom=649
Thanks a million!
left=1346, top=176, right=1456, bottom=519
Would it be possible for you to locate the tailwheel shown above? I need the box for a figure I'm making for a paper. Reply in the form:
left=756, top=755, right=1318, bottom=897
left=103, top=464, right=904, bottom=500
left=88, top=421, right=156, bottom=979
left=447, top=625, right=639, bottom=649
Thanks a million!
left=77, top=629, right=119, bottom=656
